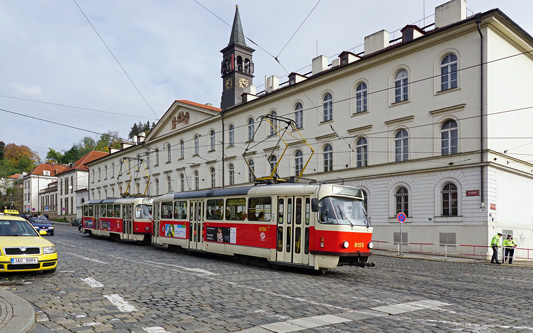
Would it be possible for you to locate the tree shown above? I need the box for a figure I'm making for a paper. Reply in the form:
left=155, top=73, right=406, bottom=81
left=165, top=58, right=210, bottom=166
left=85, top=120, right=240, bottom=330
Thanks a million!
left=3, top=143, right=39, bottom=170
left=128, top=121, right=155, bottom=140
left=0, top=141, right=5, bottom=160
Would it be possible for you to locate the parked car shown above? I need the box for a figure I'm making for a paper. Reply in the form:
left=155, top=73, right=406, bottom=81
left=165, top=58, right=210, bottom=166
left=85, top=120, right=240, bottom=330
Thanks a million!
left=0, top=212, right=57, bottom=273
left=29, top=217, right=54, bottom=236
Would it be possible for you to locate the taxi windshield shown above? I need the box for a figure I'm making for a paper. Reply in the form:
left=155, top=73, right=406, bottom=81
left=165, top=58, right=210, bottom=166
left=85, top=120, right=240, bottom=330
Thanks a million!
left=318, top=196, right=369, bottom=227
left=0, top=220, right=40, bottom=236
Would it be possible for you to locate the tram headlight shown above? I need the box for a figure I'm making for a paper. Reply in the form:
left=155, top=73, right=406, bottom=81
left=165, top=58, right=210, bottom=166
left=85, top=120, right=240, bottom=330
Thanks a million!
left=342, top=241, right=349, bottom=249
left=145, top=227, right=150, bottom=231
left=368, top=242, right=374, bottom=249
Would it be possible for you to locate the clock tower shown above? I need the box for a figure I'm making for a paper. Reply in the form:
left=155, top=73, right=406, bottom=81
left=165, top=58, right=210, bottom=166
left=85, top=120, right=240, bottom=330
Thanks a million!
left=220, top=5, right=254, bottom=110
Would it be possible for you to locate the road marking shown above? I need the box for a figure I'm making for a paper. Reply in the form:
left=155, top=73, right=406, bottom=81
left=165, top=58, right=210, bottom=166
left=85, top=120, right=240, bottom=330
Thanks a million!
left=103, top=294, right=137, bottom=312
left=68, top=252, right=108, bottom=264
left=240, top=299, right=450, bottom=332
left=391, top=315, right=533, bottom=331
left=143, top=327, right=171, bottom=333
left=80, top=277, right=104, bottom=288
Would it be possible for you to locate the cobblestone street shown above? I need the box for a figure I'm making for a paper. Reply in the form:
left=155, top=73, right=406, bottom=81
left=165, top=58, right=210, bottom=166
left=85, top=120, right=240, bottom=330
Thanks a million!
left=2, top=224, right=532, bottom=332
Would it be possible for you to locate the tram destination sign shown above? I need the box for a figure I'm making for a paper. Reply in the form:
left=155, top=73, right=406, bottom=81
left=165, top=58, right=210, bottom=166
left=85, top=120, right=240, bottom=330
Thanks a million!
left=332, top=186, right=362, bottom=198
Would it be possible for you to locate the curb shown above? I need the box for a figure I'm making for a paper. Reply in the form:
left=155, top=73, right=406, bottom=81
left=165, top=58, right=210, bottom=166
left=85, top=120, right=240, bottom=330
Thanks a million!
left=0, top=288, right=35, bottom=333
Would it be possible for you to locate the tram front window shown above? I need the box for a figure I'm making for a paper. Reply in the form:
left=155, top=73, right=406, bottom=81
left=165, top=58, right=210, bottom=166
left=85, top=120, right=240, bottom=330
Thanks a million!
left=318, top=197, right=368, bottom=227
left=136, top=204, right=153, bottom=219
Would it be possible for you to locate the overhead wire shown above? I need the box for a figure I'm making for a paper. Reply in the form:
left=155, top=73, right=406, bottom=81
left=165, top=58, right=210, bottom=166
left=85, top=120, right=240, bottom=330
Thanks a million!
left=72, top=0, right=159, bottom=119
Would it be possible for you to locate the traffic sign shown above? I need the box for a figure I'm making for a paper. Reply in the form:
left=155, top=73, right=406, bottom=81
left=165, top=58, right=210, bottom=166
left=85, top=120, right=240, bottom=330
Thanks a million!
left=397, top=212, right=406, bottom=223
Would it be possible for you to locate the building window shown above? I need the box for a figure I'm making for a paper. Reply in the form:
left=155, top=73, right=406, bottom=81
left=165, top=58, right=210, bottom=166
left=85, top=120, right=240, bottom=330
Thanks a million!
left=194, top=135, right=200, bottom=155
left=442, top=183, right=458, bottom=216
left=98, top=167, right=101, bottom=181
left=295, top=150, right=303, bottom=177
left=155, top=148, right=159, bottom=166
left=165, top=143, right=171, bottom=162
left=180, top=173, right=185, bottom=191
left=146, top=152, right=150, bottom=169
left=395, top=187, right=409, bottom=216
left=211, top=168, right=216, bottom=188
left=394, top=69, right=408, bottom=102
left=194, top=171, right=199, bottom=190
left=269, top=155, right=277, bottom=174
left=105, top=165, right=108, bottom=179
left=440, top=54, right=458, bottom=91
left=294, top=103, right=303, bottom=128
left=180, top=140, right=184, bottom=159
left=269, top=112, right=277, bottom=136
left=167, top=176, right=172, bottom=193
left=111, top=162, right=115, bottom=177
left=229, top=164, right=235, bottom=185
left=355, top=82, right=368, bottom=113
left=323, top=93, right=333, bottom=121
left=395, top=129, right=409, bottom=162
left=248, top=159, right=255, bottom=183
left=356, top=137, right=368, bottom=167
left=441, top=120, right=458, bottom=156
left=247, top=118, right=255, bottom=141
left=229, top=125, right=235, bottom=146
left=323, top=144, right=333, bottom=172
left=210, top=130, right=216, bottom=151
left=155, top=179, right=160, bottom=195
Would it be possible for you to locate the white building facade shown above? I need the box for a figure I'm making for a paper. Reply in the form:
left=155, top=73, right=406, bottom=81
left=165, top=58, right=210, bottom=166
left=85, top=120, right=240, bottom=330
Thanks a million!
left=87, top=0, right=533, bottom=255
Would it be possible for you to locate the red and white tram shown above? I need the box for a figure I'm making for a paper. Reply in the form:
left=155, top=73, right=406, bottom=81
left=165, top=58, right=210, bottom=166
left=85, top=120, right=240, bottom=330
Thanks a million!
left=81, top=197, right=153, bottom=243
left=152, top=183, right=373, bottom=271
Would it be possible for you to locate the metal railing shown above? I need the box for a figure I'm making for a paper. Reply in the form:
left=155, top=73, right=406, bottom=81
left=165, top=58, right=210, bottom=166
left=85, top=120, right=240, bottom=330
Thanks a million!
left=371, top=240, right=533, bottom=262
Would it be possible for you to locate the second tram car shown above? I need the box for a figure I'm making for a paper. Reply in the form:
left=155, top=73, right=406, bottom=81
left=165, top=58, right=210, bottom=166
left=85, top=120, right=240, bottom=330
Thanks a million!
left=81, top=197, right=153, bottom=243
left=152, top=183, right=373, bottom=271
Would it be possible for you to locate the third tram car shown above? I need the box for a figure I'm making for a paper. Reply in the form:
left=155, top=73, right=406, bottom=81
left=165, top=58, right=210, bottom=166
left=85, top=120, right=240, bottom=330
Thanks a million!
left=81, top=197, right=153, bottom=243
left=152, top=183, right=373, bottom=271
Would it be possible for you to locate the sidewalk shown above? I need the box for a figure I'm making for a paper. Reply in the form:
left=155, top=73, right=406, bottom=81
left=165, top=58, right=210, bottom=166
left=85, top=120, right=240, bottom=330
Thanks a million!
left=0, top=251, right=531, bottom=332
left=0, top=287, right=35, bottom=333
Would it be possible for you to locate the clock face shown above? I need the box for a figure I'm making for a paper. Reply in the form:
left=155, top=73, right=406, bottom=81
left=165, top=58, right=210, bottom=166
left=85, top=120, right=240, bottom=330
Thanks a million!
left=225, top=78, right=233, bottom=90
left=239, top=77, right=249, bottom=89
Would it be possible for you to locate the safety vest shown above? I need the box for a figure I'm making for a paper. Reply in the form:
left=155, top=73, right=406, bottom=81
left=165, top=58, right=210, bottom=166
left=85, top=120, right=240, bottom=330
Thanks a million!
left=491, top=235, right=500, bottom=247
left=510, top=239, right=517, bottom=247
left=503, top=239, right=512, bottom=247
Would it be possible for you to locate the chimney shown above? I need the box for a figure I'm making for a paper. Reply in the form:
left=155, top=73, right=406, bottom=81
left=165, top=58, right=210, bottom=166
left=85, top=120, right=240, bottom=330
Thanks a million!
left=312, top=55, right=328, bottom=75
left=265, top=75, right=279, bottom=93
left=364, top=30, right=390, bottom=55
left=435, top=0, right=466, bottom=29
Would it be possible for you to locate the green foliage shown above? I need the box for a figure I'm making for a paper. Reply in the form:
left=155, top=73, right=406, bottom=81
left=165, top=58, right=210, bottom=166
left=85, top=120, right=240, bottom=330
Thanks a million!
left=129, top=121, right=155, bottom=139
left=0, top=141, right=5, bottom=160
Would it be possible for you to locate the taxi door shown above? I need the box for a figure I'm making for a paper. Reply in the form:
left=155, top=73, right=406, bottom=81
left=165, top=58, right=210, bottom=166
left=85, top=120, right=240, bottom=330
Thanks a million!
left=189, top=200, right=204, bottom=250
left=276, top=196, right=309, bottom=265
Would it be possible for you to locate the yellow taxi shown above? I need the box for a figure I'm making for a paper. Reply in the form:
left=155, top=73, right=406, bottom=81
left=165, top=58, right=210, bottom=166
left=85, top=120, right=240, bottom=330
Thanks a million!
left=0, top=210, right=57, bottom=273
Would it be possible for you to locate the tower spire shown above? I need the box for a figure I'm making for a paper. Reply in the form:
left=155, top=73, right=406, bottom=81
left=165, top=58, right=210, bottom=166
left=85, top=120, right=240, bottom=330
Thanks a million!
left=228, top=5, right=246, bottom=46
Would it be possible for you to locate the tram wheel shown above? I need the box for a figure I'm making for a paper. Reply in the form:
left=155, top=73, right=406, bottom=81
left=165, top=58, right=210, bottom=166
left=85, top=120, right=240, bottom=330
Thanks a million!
left=237, top=255, right=250, bottom=265
left=319, top=268, right=328, bottom=275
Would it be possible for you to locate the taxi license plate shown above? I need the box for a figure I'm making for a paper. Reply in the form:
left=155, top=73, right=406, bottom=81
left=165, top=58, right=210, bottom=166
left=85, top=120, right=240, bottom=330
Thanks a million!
left=11, top=257, right=38, bottom=264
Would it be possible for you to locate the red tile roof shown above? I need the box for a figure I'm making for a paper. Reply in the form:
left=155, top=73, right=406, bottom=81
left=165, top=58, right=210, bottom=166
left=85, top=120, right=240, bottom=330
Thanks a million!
left=57, top=151, right=109, bottom=175
left=177, top=100, right=221, bottom=112
left=30, top=163, right=68, bottom=176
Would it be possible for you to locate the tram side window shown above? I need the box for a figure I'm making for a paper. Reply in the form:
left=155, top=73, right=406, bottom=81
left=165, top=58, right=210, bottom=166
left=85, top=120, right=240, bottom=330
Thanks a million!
left=107, top=205, right=114, bottom=217
left=113, top=205, right=120, bottom=218
left=100, top=205, right=107, bottom=217
left=248, top=197, right=272, bottom=221
left=88, top=205, right=94, bottom=217
left=161, top=202, right=173, bottom=219
left=278, top=198, right=284, bottom=224
left=206, top=199, right=223, bottom=220
left=174, top=201, right=187, bottom=220
left=136, top=204, right=153, bottom=219
left=226, top=198, right=246, bottom=220
left=83, top=206, right=88, bottom=217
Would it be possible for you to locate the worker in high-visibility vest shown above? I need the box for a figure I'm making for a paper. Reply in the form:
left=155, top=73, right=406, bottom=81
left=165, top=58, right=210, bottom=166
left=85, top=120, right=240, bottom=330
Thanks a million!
left=490, top=232, right=502, bottom=264
left=503, top=235, right=518, bottom=264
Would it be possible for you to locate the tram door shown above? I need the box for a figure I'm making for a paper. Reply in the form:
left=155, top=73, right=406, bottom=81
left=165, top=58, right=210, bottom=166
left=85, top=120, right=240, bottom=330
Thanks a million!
left=276, top=196, right=309, bottom=265
left=94, top=205, right=101, bottom=236
left=189, top=200, right=204, bottom=250
left=122, top=204, right=133, bottom=240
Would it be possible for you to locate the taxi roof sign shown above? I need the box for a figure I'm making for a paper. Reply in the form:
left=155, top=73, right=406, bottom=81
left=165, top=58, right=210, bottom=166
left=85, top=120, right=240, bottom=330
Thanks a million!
left=3, top=209, right=20, bottom=216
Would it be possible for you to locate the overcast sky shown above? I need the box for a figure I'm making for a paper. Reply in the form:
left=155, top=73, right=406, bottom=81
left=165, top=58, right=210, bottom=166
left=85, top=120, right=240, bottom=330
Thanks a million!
left=1, top=0, right=531, bottom=161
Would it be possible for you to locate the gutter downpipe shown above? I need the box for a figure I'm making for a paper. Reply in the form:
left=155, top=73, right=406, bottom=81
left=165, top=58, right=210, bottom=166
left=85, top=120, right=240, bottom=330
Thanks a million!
left=476, top=14, right=485, bottom=210
left=221, top=111, right=225, bottom=189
